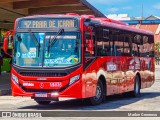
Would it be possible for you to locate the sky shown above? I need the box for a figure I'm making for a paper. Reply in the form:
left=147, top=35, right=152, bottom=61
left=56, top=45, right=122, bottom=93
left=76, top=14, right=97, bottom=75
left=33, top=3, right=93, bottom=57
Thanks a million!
left=87, top=0, right=160, bottom=17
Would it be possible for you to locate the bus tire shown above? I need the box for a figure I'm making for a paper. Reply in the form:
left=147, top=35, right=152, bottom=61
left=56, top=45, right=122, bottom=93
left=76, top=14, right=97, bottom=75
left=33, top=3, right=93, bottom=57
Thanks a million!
left=131, top=75, right=141, bottom=97
left=35, top=101, right=51, bottom=105
left=87, top=80, right=104, bottom=105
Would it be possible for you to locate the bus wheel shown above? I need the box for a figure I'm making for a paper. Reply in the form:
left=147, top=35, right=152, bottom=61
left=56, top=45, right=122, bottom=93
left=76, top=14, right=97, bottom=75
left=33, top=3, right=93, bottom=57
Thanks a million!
left=130, top=75, right=141, bottom=97
left=134, top=75, right=141, bottom=97
left=35, top=101, right=51, bottom=105
left=88, top=80, right=104, bottom=105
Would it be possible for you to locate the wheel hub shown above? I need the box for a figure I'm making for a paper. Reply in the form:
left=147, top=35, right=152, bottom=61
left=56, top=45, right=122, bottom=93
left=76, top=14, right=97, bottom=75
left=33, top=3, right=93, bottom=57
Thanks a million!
left=94, top=85, right=102, bottom=101
left=135, top=78, right=139, bottom=94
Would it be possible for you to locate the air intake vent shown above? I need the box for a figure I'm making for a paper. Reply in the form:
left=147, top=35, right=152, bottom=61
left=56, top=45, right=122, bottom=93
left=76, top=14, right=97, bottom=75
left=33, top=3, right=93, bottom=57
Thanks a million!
left=19, top=72, right=67, bottom=77
left=21, top=86, right=68, bottom=93
left=21, top=87, right=56, bottom=93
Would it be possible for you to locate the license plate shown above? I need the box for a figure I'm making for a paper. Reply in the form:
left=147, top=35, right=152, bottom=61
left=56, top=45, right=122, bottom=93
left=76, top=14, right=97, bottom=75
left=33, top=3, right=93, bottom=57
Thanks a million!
left=35, top=93, right=47, bottom=97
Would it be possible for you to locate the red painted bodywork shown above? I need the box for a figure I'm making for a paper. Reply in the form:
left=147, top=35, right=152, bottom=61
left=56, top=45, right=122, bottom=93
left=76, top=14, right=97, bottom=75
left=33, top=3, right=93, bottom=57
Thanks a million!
left=11, top=14, right=155, bottom=100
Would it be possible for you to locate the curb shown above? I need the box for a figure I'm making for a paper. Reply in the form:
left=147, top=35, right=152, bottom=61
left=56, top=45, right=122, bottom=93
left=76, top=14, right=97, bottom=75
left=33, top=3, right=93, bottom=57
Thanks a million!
left=0, top=89, right=11, bottom=96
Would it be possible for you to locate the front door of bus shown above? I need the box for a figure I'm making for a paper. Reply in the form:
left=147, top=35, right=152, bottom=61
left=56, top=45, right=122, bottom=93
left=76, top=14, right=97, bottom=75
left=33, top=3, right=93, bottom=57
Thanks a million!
left=84, top=31, right=97, bottom=98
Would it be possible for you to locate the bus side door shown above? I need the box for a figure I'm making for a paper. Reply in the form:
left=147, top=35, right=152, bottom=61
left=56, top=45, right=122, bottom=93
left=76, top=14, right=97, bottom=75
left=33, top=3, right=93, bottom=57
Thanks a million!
left=83, top=30, right=97, bottom=98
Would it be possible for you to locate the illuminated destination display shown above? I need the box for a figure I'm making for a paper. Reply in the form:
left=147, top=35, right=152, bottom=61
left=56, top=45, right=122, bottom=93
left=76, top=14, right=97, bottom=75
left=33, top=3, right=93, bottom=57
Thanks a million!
left=18, top=18, right=78, bottom=28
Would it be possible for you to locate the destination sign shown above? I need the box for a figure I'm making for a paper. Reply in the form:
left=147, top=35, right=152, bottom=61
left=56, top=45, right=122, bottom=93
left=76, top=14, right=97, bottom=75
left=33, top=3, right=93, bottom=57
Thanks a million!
left=18, top=18, right=78, bottom=28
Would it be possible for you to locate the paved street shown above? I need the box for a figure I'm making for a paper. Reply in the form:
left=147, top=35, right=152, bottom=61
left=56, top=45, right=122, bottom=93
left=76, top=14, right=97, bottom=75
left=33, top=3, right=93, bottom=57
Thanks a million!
left=0, top=80, right=160, bottom=111
left=0, top=73, right=10, bottom=91
left=0, top=67, right=160, bottom=119
left=0, top=80, right=159, bottom=111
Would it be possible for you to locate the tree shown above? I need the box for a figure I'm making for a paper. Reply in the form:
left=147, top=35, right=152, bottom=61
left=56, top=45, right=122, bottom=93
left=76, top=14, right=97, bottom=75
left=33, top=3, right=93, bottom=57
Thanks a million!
left=155, top=42, right=160, bottom=56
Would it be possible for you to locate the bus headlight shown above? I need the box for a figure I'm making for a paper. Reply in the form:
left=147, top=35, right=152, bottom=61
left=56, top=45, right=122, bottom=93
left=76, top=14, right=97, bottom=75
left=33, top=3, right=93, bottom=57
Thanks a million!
left=12, top=73, right=19, bottom=84
left=69, top=74, right=80, bottom=85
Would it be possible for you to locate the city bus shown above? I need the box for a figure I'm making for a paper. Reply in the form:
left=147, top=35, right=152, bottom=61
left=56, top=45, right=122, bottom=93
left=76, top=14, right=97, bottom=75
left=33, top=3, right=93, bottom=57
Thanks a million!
left=9, top=13, right=155, bottom=105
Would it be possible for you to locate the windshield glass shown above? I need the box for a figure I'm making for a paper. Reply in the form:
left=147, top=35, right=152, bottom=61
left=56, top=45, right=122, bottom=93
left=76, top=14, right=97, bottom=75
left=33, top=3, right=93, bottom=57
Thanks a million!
left=13, top=32, right=81, bottom=67
left=44, top=32, right=81, bottom=67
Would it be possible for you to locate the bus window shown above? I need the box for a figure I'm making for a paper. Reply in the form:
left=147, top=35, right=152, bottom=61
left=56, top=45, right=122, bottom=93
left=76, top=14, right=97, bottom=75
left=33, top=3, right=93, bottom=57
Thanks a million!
left=84, top=32, right=95, bottom=57
left=103, top=29, right=109, bottom=39
left=142, top=35, right=149, bottom=57
left=132, top=42, right=136, bottom=56
left=144, top=35, right=154, bottom=57
left=133, top=34, right=142, bottom=57
left=96, top=28, right=113, bottom=56
left=97, top=41, right=112, bottom=56
left=114, top=34, right=124, bottom=56
left=149, top=35, right=154, bottom=57
left=123, top=34, right=132, bottom=57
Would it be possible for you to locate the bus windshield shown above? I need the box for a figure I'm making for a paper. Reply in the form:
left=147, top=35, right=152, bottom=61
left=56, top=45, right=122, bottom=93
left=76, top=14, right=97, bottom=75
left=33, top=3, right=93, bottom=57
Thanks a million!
left=13, top=32, right=81, bottom=67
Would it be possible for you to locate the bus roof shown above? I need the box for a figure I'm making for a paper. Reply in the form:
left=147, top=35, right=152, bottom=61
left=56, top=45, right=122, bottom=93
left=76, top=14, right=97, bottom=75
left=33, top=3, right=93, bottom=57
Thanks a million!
left=16, top=14, right=153, bottom=35
left=16, top=13, right=81, bottom=20
left=91, top=18, right=153, bottom=35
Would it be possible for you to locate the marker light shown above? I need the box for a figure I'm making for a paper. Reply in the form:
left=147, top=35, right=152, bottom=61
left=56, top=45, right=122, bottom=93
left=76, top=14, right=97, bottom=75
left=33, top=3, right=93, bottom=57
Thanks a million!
left=69, top=74, right=80, bottom=85
left=11, top=73, right=19, bottom=84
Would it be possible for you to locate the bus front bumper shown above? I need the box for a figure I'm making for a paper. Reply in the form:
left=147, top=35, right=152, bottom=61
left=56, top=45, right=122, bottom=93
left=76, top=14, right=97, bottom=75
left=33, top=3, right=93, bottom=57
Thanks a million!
left=11, top=79, right=83, bottom=99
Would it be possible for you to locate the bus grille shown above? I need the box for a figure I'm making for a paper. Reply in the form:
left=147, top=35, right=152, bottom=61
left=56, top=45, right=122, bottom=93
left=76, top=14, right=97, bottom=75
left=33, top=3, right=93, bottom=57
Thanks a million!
left=19, top=72, right=67, bottom=77
left=21, top=87, right=57, bottom=93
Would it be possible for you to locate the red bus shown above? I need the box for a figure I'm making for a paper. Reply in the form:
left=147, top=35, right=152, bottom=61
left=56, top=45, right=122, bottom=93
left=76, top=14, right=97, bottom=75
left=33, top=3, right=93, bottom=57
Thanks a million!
left=11, top=14, right=155, bottom=105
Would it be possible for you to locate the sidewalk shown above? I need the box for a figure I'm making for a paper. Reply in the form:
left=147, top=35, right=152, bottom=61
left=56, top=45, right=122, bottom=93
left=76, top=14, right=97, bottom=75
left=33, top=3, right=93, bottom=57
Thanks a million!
left=0, top=72, right=11, bottom=96
left=155, top=65, right=160, bottom=79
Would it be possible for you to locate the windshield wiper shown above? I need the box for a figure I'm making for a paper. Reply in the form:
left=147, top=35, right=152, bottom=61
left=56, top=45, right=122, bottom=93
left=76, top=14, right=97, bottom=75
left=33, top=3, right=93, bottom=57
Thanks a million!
left=28, top=29, right=40, bottom=57
left=48, top=28, right=64, bottom=51
left=28, top=29, right=39, bottom=47
left=47, top=28, right=64, bottom=54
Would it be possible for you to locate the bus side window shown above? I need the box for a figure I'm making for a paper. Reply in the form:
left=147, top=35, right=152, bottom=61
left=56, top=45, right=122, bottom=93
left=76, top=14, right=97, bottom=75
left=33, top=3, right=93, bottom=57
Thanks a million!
left=114, top=34, right=124, bottom=56
left=96, top=28, right=112, bottom=56
left=142, top=35, right=148, bottom=57
left=97, top=41, right=111, bottom=56
left=149, top=37, right=154, bottom=57
left=133, top=34, right=142, bottom=57
left=123, top=35, right=132, bottom=57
